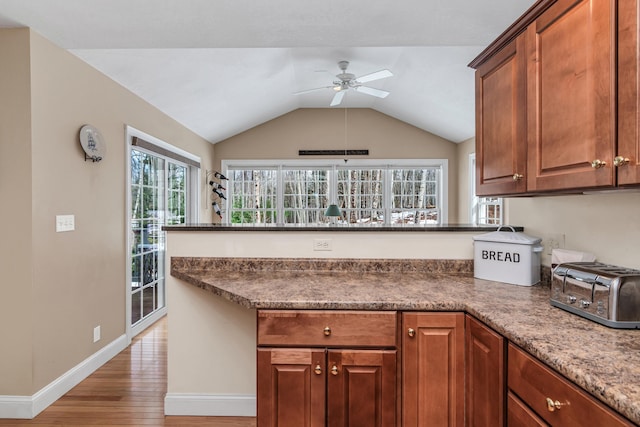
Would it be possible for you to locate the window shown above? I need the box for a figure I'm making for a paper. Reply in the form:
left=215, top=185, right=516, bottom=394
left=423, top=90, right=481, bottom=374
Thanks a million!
left=229, top=169, right=277, bottom=224
left=283, top=168, right=329, bottom=224
left=469, top=154, right=503, bottom=225
left=222, top=160, right=447, bottom=226
left=127, top=127, right=200, bottom=336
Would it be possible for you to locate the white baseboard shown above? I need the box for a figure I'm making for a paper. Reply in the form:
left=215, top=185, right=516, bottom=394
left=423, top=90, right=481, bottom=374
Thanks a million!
left=164, top=393, right=256, bottom=417
left=0, top=334, right=128, bottom=419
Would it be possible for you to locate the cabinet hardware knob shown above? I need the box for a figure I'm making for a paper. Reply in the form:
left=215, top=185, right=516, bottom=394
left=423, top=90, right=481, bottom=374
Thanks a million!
left=314, top=364, right=322, bottom=375
left=512, top=173, right=524, bottom=181
left=591, top=159, right=607, bottom=169
left=546, top=397, right=569, bottom=412
left=614, top=156, right=630, bottom=167
left=331, top=365, right=338, bottom=376
left=323, top=326, right=331, bottom=336
left=408, top=328, right=416, bottom=338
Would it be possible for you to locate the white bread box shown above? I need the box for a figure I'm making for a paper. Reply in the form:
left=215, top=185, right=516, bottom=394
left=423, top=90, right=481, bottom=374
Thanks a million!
left=472, top=226, right=543, bottom=286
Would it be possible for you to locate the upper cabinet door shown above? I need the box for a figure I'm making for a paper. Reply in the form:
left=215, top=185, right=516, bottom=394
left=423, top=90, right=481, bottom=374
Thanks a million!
left=526, top=0, right=616, bottom=192
left=617, top=0, right=640, bottom=186
left=475, top=34, right=528, bottom=196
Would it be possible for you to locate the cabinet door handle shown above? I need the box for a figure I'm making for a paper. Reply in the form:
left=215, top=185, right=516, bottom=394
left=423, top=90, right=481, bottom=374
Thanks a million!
left=614, top=156, right=630, bottom=167
left=407, top=328, right=416, bottom=338
left=591, top=159, right=607, bottom=169
left=512, top=173, right=524, bottom=181
left=546, top=397, right=569, bottom=412
left=314, top=364, right=322, bottom=375
left=323, top=326, right=331, bottom=336
left=331, top=365, right=339, bottom=376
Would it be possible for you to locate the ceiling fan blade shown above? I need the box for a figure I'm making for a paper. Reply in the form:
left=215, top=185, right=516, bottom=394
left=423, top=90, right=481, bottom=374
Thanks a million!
left=355, top=69, right=393, bottom=84
left=330, top=90, right=346, bottom=106
left=354, top=86, right=390, bottom=98
left=293, top=86, right=333, bottom=95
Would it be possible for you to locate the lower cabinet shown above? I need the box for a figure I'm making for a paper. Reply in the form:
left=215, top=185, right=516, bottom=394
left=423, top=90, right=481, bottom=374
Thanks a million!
left=507, top=344, right=634, bottom=427
left=507, top=392, right=548, bottom=427
left=256, top=310, right=397, bottom=427
left=402, top=312, right=465, bottom=427
left=465, top=315, right=506, bottom=427
left=255, top=310, right=634, bottom=427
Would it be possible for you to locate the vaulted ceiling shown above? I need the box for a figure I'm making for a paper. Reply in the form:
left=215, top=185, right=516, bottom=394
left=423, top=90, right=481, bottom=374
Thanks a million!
left=0, top=0, right=535, bottom=144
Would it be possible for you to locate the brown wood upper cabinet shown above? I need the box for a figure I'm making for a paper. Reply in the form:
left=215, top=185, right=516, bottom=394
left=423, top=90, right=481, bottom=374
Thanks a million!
left=474, top=33, right=527, bottom=196
left=470, top=0, right=640, bottom=195
left=526, top=0, right=615, bottom=192
left=618, top=0, right=640, bottom=186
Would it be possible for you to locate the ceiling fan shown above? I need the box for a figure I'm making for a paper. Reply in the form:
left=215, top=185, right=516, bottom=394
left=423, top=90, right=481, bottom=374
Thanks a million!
left=294, top=60, right=393, bottom=107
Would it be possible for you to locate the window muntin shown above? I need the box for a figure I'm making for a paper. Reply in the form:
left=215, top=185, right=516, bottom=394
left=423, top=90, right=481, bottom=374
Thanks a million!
left=130, top=149, right=189, bottom=326
left=283, top=169, right=329, bottom=224
left=224, top=160, right=447, bottom=226
left=469, top=153, right=503, bottom=225
left=475, top=197, right=502, bottom=225
left=229, top=169, right=278, bottom=224
left=390, top=167, right=439, bottom=224
left=337, top=168, right=384, bottom=224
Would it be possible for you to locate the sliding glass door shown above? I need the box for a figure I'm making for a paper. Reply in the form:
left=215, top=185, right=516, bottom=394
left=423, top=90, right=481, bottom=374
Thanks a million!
left=130, top=149, right=187, bottom=327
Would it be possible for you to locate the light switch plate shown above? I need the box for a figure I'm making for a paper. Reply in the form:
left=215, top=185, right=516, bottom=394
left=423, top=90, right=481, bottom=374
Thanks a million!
left=56, top=215, right=75, bottom=232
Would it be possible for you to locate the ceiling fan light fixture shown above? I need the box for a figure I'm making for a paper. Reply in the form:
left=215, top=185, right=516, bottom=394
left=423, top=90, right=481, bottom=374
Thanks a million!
left=294, top=60, right=393, bottom=107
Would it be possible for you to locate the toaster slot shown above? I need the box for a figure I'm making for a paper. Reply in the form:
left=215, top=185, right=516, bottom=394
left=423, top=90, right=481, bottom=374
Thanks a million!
left=564, top=270, right=596, bottom=303
left=616, top=279, right=640, bottom=322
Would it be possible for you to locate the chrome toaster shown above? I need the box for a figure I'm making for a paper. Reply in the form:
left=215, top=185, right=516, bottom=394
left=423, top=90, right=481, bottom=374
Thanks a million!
left=551, top=262, right=640, bottom=329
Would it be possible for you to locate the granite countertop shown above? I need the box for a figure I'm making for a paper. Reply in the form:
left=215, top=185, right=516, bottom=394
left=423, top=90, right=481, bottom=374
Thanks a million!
left=163, top=223, right=524, bottom=232
left=171, top=257, right=640, bottom=424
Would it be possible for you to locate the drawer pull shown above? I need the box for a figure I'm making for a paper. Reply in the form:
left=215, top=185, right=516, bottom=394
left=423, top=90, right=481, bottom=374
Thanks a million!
left=546, top=397, right=569, bottom=412
left=614, top=156, right=630, bottom=167
left=408, top=328, right=416, bottom=338
left=323, top=326, right=332, bottom=336
left=314, top=364, right=322, bottom=375
left=331, top=365, right=339, bottom=376
left=591, top=159, right=606, bottom=169
left=512, top=173, right=524, bottom=181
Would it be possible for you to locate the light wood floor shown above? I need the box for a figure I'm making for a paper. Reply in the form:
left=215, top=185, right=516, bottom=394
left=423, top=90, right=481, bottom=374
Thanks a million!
left=0, top=317, right=256, bottom=426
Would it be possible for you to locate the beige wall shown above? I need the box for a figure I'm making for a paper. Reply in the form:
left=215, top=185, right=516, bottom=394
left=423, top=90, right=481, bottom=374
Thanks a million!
left=214, top=108, right=460, bottom=223
left=507, top=193, right=640, bottom=269
left=0, top=28, right=215, bottom=396
left=0, top=28, right=34, bottom=396
left=456, top=137, right=475, bottom=224
left=460, top=137, right=640, bottom=269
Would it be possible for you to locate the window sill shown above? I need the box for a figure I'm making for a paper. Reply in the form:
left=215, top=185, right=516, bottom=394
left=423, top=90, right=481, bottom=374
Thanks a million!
left=163, top=223, right=521, bottom=232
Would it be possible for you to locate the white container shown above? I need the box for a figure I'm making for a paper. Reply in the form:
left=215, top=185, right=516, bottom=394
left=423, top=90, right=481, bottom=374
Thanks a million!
left=472, top=226, right=543, bottom=286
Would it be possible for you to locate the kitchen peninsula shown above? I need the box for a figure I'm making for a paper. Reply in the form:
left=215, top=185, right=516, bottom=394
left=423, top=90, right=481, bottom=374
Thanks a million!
left=163, top=225, right=640, bottom=425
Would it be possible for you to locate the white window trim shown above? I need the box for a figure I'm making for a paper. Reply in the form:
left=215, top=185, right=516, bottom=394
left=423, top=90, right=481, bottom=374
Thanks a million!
left=469, top=153, right=503, bottom=225
left=221, top=158, right=448, bottom=225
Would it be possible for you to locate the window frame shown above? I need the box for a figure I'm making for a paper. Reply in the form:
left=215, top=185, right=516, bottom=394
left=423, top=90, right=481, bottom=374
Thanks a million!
left=125, top=126, right=201, bottom=340
left=221, top=159, right=448, bottom=226
left=469, top=153, right=503, bottom=225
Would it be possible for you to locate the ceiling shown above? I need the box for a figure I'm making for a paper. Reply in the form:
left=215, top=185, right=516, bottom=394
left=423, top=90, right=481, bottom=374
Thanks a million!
left=0, top=0, right=535, bottom=144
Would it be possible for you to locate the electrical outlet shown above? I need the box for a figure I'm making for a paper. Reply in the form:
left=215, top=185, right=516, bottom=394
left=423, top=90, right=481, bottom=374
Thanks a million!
left=313, top=239, right=333, bottom=251
left=543, top=233, right=565, bottom=256
left=93, top=326, right=101, bottom=343
left=56, top=215, right=75, bottom=232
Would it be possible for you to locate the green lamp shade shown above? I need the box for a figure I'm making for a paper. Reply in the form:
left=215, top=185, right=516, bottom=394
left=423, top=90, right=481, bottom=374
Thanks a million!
left=324, top=204, right=342, bottom=217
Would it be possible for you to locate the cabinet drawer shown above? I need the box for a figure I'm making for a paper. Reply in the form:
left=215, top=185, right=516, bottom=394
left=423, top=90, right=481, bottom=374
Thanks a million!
left=258, top=310, right=397, bottom=347
left=507, top=391, right=548, bottom=427
left=508, top=344, right=633, bottom=427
